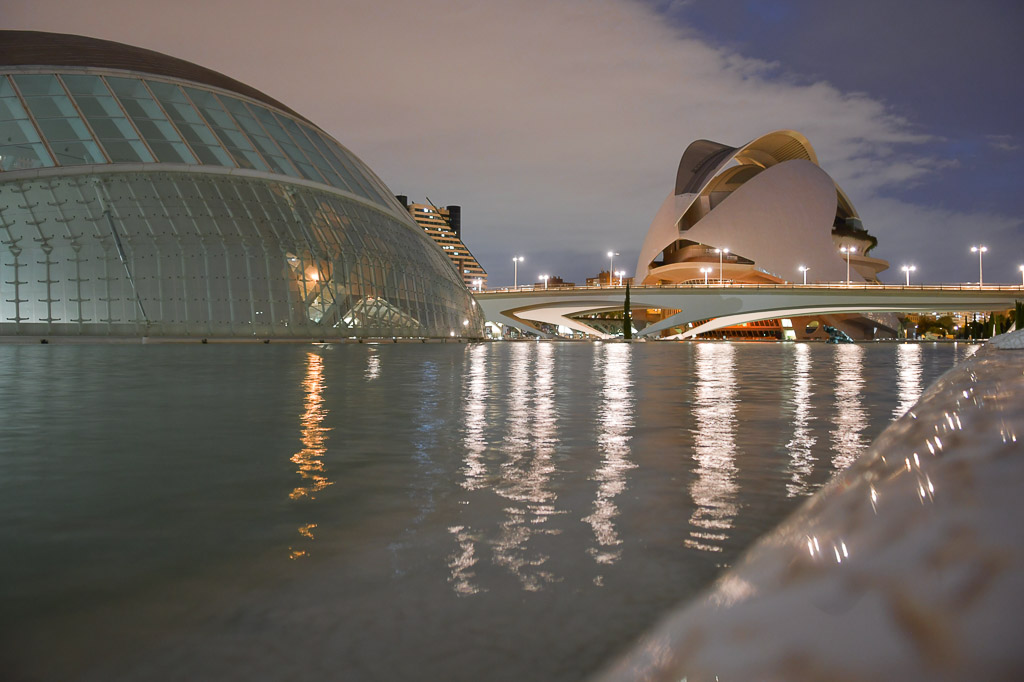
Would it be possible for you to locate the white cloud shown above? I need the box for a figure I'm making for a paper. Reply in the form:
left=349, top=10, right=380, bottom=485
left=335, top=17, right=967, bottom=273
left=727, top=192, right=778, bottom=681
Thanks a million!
left=5, top=0, right=1016, bottom=284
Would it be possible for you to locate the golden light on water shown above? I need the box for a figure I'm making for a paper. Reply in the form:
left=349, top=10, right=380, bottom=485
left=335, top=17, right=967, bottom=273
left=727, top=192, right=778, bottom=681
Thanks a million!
left=290, top=353, right=332, bottom=500
left=288, top=352, right=332, bottom=558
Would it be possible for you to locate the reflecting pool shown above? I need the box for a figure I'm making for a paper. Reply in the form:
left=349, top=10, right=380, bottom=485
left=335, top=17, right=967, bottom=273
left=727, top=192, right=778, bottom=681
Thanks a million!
left=0, top=341, right=977, bottom=681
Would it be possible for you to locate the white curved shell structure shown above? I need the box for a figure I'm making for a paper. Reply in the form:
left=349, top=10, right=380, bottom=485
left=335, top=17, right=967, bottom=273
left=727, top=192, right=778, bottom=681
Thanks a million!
left=635, top=130, right=884, bottom=286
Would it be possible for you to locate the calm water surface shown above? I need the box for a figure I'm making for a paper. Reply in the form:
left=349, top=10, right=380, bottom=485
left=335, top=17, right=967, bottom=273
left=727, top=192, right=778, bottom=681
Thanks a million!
left=0, top=341, right=978, bottom=681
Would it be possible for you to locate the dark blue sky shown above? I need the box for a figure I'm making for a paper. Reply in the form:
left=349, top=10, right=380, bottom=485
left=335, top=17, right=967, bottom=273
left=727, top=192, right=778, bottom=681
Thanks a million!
left=649, top=0, right=1024, bottom=230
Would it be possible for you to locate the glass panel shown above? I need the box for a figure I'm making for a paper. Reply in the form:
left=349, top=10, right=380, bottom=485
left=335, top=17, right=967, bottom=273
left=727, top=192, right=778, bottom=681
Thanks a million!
left=183, top=87, right=269, bottom=171
left=0, top=119, right=40, bottom=145
left=146, top=80, right=233, bottom=167
left=0, top=76, right=53, bottom=171
left=273, top=113, right=343, bottom=186
left=247, top=104, right=324, bottom=183
left=106, top=76, right=197, bottom=165
left=0, top=142, right=53, bottom=171
left=13, top=74, right=105, bottom=166
left=219, top=96, right=300, bottom=178
left=60, top=75, right=154, bottom=164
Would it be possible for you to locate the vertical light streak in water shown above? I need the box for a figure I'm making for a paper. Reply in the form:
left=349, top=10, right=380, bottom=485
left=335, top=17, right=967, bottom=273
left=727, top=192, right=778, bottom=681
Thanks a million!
left=893, top=343, right=923, bottom=419
left=493, top=343, right=560, bottom=591
left=685, top=343, right=738, bottom=553
left=785, top=343, right=817, bottom=497
left=583, top=343, right=636, bottom=574
left=830, top=344, right=867, bottom=472
left=365, top=347, right=381, bottom=381
left=288, top=352, right=331, bottom=559
left=448, top=343, right=490, bottom=596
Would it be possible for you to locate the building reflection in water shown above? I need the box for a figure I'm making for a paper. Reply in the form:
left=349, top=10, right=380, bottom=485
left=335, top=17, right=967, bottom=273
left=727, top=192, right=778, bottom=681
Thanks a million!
left=583, top=343, right=636, bottom=575
left=830, top=344, right=867, bottom=471
left=686, top=343, right=739, bottom=553
left=492, top=343, right=560, bottom=591
left=786, top=343, right=817, bottom=497
left=894, top=343, right=923, bottom=419
left=448, top=343, right=491, bottom=596
left=289, top=352, right=332, bottom=559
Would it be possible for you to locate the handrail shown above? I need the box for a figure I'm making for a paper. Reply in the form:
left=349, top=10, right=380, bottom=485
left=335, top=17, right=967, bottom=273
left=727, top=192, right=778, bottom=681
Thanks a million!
left=478, top=283, right=1024, bottom=295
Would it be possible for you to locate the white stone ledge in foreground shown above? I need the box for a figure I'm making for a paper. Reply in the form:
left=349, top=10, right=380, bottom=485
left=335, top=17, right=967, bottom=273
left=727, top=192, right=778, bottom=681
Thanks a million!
left=595, top=332, right=1024, bottom=682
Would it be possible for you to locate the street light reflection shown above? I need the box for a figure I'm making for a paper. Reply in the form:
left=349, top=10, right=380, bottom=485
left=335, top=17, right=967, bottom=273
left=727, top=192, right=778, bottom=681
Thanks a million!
left=830, top=344, right=867, bottom=472
left=584, top=343, right=637, bottom=571
left=686, top=343, right=738, bottom=553
left=894, top=343, right=923, bottom=419
left=786, top=343, right=817, bottom=497
left=493, top=342, right=560, bottom=591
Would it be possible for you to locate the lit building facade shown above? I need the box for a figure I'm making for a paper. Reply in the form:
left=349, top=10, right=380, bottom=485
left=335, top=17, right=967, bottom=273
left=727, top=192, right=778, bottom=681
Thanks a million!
left=398, top=197, right=488, bottom=290
left=635, top=130, right=895, bottom=339
left=0, top=31, right=483, bottom=339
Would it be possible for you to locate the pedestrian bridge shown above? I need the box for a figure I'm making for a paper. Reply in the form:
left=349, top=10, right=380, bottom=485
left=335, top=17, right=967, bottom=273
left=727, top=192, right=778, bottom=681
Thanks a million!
left=473, top=283, right=1023, bottom=339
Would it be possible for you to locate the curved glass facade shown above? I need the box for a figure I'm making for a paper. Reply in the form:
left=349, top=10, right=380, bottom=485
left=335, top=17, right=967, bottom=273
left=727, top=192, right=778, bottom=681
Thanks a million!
left=0, top=68, right=483, bottom=339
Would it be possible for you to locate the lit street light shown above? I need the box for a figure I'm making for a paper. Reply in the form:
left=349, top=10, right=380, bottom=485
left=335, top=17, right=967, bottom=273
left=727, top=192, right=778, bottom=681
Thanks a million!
left=901, top=264, right=916, bottom=286
left=700, top=266, right=712, bottom=285
left=614, top=270, right=625, bottom=286
left=512, top=255, right=524, bottom=289
left=840, top=246, right=856, bottom=286
left=714, top=247, right=729, bottom=284
left=971, top=245, right=987, bottom=286
left=473, top=278, right=483, bottom=292
left=540, top=274, right=549, bottom=290
left=1019, top=264, right=1023, bottom=286
left=798, top=265, right=809, bottom=285
left=607, top=251, right=619, bottom=286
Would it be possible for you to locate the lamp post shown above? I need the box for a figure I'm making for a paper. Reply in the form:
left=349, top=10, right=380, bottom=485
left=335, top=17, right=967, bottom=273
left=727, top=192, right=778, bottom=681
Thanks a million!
left=714, top=247, right=729, bottom=284
left=1019, top=264, right=1024, bottom=286
left=474, top=278, right=483, bottom=292
left=840, top=246, right=856, bottom=286
left=798, top=265, right=809, bottom=285
left=540, top=274, right=549, bottom=290
left=971, top=246, right=987, bottom=286
left=901, top=264, right=916, bottom=286
left=607, top=251, right=618, bottom=286
left=512, top=255, right=524, bottom=289
left=700, top=266, right=711, bottom=285
left=614, top=270, right=625, bottom=286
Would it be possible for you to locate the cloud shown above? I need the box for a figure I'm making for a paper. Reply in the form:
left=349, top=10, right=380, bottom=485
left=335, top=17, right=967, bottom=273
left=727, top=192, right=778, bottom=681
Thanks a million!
left=5, top=0, right=1017, bottom=284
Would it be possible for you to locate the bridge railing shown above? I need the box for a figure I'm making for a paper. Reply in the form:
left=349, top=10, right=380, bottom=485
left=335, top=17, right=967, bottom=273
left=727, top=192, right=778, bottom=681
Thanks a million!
left=479, top=282, right=1024, bottom=294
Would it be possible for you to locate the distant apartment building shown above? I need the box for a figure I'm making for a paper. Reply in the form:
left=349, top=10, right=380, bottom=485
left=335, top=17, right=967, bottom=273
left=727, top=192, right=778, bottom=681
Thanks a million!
left=397, top=197, right=488, bottom=290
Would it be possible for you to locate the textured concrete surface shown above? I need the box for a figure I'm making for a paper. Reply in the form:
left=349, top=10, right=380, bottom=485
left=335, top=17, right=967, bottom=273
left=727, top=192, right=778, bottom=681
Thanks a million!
left=596, top=335, right=1024, bottom=681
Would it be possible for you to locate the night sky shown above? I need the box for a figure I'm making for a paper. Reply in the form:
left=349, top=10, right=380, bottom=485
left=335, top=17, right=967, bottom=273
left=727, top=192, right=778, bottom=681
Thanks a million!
left=6, top=0, right=1022, bottom=286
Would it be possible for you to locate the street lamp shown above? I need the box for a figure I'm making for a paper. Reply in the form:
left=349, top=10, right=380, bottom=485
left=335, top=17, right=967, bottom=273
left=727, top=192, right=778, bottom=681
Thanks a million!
left=840, top=246, right=856, bottom=286
left=1019, top=264, right=1024, bottom=286
left=970, top=246, right=987, bottom=286
left=607, top=251, right=619, bottom=286
left=614, top=270, right=625, bottom=286
left=714, top=247, right=729, bottom=284
left=512, top=255, right=524, bottom=289
left=473, top=278, right=483, bottom=292
left=540, top=274, right=549, bottom=290
left=700, top=266, right=711, bottom=285
left=798, top=265, right=809, bottom=285
left=901, top=264, right=916, bottom=286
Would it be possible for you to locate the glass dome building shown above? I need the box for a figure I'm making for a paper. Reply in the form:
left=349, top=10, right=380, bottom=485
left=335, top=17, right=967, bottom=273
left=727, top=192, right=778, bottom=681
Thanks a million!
left=0, top=31, right=483, bottom=339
